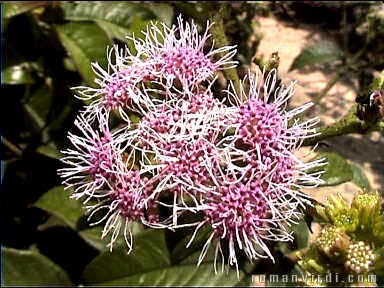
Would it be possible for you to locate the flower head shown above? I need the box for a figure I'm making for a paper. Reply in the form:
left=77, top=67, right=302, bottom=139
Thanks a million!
left=132, top=15, right=237, bottom=88
left=86, top=169, right=159, bottom=252
left=58, top=111, right=128, bottom=202
left=345, top=241, right=376, bottom=274
left=73, top=46, right=156, bottom=122
left=59, top=15, right=326, bottom=271
left=181, top=69, right=325, bottom=271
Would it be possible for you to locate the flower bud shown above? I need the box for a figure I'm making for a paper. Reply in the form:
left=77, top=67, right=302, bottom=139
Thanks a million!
left=352, top=192, right=382, bottom=229
left=332, top=208, right=359, bottom=233
left=315, top=225, right=350, bottom=259
left=345, top=241, right=376, bottom=274
left=325, top=194, right=359, bottom=232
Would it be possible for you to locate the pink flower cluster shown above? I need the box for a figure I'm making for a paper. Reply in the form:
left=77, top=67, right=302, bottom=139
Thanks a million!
left=59, top=15, right=325, bottom=271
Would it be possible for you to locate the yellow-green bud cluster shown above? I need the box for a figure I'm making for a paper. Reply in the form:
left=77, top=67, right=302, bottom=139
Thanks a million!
left=332, top=209, right=359, bottom=232
left=323, top=194, right=370, bottom=233
left=352, top=192, right=382, bottom=228
left=345, top=241, right=376, bottom=274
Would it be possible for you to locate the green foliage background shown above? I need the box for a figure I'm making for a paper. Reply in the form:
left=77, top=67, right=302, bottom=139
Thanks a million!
left=1, top=2, right=383, bottom=286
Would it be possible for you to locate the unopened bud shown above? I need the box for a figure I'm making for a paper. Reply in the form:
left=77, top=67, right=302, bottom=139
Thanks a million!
left=352, top=192, right=382, bottom=229
left=325, top=194, right=359, bottom=232
left=332, top=208, right=359, bottom=233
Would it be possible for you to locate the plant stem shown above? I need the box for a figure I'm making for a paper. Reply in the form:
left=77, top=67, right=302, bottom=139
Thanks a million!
left=303, top=106, right=384, bottom=146
left=314, top=71, right=343, bottom=104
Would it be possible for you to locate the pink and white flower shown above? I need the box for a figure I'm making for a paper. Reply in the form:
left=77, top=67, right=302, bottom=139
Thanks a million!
left=130, top=15, right=237, bottom=88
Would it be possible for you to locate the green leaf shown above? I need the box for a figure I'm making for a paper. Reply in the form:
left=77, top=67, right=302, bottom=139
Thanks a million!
left=349, top=162, right=371, bottom=190
left=36, top=145, right=62, bottom=160
left=23, top=85, right=53, bottom=132
left=3, top=3, right=46, bottom=19
left=290, top=40, right=343, bottom=71
left=83, top=229, right=170, bottom=284
left=61, top=2, right=156, bottom=25
left=34, top=186, right=82, bottom=229
left=293, top=220, right=309, bottom=249
left=79, top=226, right=110, bottom=251
left=2, top=63, right=36, bottom=85
left=55, top=22, right=110, bottom=86
left=146, top=3, right=174, bottom=26
left=179, top=245, right=216, bottom=265
left=318, top=152, right=353, bottom=186
left=61, top=2, right=159, bottom=42
left=171, top=225, right=212, bottom=264
left=79, top=222, right=144, bottom=251
left=95, top=20, right=132, bottom=43
left=99, top=263, right=249, bottom=286
left=3, top=247, right=71, bottom=286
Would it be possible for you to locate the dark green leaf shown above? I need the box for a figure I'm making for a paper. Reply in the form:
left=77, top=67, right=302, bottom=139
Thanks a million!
left=79, top=222, right=144, bottom=252
left=34, top=186, right=82, bottom=229
left=171, top=225, right=212, bottom=264
left=290, top=40, right=343, bottom=71
left=23, top=86, right=53, bottom=131
left=318, top=152, right=353, bottom=186
left=99, top=263, right=249, bottom=286
left=79, top=226, right=110, bottom=251
left=349, top=162, right=371, bottom=190
left=83, top=229, right=170, bottom=284
left=293, top=220, right=309, bottom=249
left=3, top=247, right=71, bottom=285
left=36, top=145, right=62, bottom=160
left=37, top=215, right=68, bottom=231
left=179, top=245, right=216, bottom=265
left=55, top=22, right=110, bottom=85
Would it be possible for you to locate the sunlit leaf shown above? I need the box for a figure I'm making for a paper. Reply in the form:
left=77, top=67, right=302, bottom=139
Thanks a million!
left=3, top=247, right=71, bottom=286
left=55, top=22, right=110, bottom=86
left=34, top=186, right=82, bottom=229
left=318, top=152, right=353, bottom=186
left=83, top=229, right=170, bottom=284
left=290, top=40, right=343, bottom=71
left=3, top=2, right=46, bottom=19
left=61, top=2, right=172, bottom=44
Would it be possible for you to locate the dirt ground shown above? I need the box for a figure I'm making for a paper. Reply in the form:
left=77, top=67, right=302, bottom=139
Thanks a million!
left=255, top=16, right=384, bottom=205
